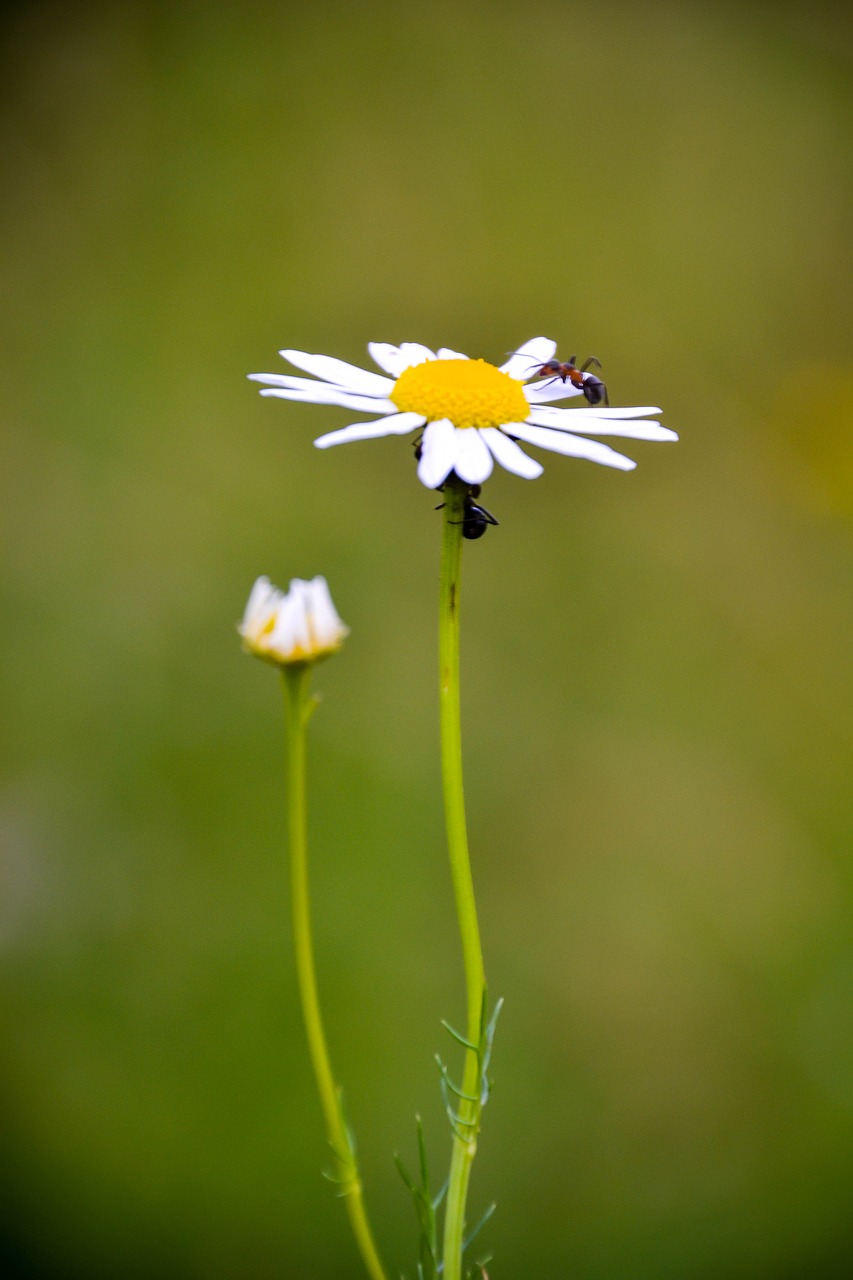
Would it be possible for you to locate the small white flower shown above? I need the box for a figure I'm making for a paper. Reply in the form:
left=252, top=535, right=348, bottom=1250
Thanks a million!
left=239, top=575, right=348, bottom=666
left=249, top=337, right=677, bottom=489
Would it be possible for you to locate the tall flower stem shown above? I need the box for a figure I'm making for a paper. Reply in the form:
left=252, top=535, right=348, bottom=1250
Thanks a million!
left=438, top=481, right=487, bottom=1280
left=281, top=664, right=387, bottom=1280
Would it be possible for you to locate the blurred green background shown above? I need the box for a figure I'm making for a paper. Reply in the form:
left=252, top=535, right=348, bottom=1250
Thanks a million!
left=2, top=1, right=852, bottom=1276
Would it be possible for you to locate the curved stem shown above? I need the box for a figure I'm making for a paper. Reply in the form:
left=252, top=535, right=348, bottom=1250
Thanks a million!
left=281, top=664, right=387, bottom=1280
left=438, top=483, right=487, bottom=1280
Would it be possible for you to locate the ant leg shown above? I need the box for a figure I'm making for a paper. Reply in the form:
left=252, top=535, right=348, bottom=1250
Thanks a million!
left=474, top=504, right=499, bottom=526
left=580, top=356, right=601, bottom=372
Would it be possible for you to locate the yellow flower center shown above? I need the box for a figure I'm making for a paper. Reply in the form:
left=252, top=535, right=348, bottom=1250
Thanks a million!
left=390, top=358, right=530, bottom=429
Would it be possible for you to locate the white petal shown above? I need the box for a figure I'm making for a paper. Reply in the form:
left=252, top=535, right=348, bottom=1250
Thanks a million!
left=242, top=576, right=276, bottom=627
left=305, top=576, right=348, bottom=648
left=480, top=428, right=544, bottom=479
left=508, top=422, right=637, bottom=471
left=399, top=342, right=437, bottom=367
left=239, top=577, right=282, bottom=647
left=528, top=406, right=676, bottom=440
left=367, top=343, right=410, bottom=377
left=437, top=348, right=470, bottom=360
left=499, top=337, right=557, bottom=379
left=540, top=404, right=663, bottom=419
left=249, top=371, right=388, bottom=394
left=314, top=412, right=426, bottom=449
left=259, top=387, right=396, bottom=413
left=367, top=342, right=437, bottom=374
left=453, top=429, right=494, bottom=484
left=273, top=584, right=311, bottom=656
left=249, top=372, right=323, bottom=390
left=417, top=419, right=459, bottom=489
left=558, top=419, right=677, bottom=441
left=279, top=349, right=394, bottom=396
left=523, top=379, right=584, bottom=403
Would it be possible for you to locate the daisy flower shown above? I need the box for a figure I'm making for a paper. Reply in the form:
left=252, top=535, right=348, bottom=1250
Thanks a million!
left=239, top=575, right=348, bottom=666
left=249, top=337, right=676, bottom=489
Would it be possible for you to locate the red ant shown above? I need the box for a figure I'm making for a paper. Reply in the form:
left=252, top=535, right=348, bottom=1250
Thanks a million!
left=517, top=353, right=609, bottom=406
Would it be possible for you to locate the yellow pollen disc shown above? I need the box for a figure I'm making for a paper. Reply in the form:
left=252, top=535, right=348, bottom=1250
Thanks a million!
left=390, top=358, right=530, bottom=429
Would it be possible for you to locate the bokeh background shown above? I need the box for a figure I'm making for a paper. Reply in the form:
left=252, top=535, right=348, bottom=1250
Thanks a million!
left=2, top=1, right=852, bottom=1276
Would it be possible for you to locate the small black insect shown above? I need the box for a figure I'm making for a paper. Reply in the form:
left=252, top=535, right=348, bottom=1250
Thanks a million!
left=512, top=352, right=609, bottom=406
left=460, top=495, right=499, bottom=540
left=435, top=483, right=500, bottom=540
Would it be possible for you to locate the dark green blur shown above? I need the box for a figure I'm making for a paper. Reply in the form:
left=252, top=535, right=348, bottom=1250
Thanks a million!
left=2, top=2, right=852, bottom=1276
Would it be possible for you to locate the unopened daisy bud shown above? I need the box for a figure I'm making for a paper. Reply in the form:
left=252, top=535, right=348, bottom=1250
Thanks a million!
left=239, top=575, right=348, bottom=666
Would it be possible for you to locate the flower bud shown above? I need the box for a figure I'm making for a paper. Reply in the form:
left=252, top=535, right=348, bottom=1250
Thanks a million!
left=239, top=575, right=348, bottom=666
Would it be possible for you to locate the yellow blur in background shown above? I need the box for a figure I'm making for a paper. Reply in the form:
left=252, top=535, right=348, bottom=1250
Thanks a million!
left=1, top=2, right=852, bottom=1277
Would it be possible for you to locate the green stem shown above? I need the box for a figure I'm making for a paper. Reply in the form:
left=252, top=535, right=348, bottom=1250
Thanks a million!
left=438, top=482, right=487, bottom=1280
left=281, top=664, right=387, bottom=1280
